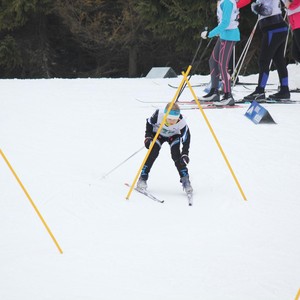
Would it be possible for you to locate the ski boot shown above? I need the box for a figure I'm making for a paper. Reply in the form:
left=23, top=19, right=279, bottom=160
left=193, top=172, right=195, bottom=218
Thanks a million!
left=201, top=88, right=220, bottom=102
left=214, top=92, right=235, bottom=106
left=268, top=87, right=290, bottom=100
left=136, top=177, right=147, bottom=191
left=181, top=175, right=193, bottom=194
left=243, top=88, right=265, bottom=102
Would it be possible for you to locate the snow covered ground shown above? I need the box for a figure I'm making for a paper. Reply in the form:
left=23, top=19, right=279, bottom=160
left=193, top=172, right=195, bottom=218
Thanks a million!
left=0, top=64, right=300, bottom=300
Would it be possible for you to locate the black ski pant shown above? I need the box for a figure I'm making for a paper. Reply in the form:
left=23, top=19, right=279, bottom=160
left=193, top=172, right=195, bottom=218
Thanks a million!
left=140, top=134, right=188, bottom=181
left=258, top=26, right=289, bottom=89
left=291, top=28, right=300, bottom=63
left=209, top=38, right=236, bottom=94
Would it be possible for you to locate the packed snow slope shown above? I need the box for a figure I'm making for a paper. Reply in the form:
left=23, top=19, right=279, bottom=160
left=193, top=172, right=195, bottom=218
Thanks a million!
left=0, top=64, right=300, bottom=300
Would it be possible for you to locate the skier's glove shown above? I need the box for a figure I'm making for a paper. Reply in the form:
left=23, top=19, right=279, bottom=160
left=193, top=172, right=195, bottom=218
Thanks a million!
left=201, top=30, right=208, bottom=39
left=180, top=154, right=190, bottom=166
left=144, top=137, right=153, bottom=149
left=251, top=2, right=272, bottom=16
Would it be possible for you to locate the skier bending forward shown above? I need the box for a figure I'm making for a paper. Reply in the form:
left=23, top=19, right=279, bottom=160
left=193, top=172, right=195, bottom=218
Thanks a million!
left=137, top=102, right=193, bottom=195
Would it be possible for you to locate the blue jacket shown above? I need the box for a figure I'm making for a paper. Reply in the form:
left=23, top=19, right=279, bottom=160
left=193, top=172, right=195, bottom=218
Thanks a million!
left=208, top=0, right=240, bottom=41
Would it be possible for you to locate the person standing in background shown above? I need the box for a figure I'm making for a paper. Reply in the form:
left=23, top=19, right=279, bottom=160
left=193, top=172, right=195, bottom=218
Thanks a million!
left=237, top=0, right=251, bottom=8
left=200, top=0, right=241, bottom=106
left=244, top=0, right=290, bottom=101
left=284, top=0, right=300, bottom=63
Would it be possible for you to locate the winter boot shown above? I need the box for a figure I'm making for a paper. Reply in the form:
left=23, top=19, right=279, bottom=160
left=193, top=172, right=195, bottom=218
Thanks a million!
left=181, top=175, right=193, bottom=194
left=243, top=88, right=265, bottom=102
left=137, top=177, right=147, bottom=191
left=201, top=88, right=220, bottom=102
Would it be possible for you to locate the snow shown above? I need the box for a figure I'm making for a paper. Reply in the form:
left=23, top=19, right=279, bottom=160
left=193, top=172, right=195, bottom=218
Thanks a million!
left=0, top=64, right=300, bottom=300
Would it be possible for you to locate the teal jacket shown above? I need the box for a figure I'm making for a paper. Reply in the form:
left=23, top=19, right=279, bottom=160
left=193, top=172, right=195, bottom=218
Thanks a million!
left=208, top=0, right=240, bottom=41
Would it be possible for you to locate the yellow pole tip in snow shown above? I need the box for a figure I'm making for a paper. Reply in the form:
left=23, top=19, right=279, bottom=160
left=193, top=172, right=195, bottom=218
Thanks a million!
left=295, top=288, right=300, bottom=300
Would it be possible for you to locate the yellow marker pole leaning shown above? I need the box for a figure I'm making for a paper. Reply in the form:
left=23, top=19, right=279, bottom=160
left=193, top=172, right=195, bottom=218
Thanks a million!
left=126, top=65, right=192, bottom=200
left=295, top=288, right=300, bottom=300
left=184, top=74, right=247, bottom=201
left=0, top=149, right=63, bottom=254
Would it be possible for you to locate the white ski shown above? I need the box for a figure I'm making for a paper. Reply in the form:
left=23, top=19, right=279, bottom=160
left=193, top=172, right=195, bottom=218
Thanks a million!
left=125, top=183, right=164, bottom=203
left=186, top=192, right=193, bottom=206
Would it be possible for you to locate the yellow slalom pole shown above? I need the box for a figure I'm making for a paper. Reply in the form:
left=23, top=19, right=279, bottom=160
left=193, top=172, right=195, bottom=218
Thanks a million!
left=126, top=65, right=192, bottom=200
left=184, top=75, right=247, bottom=201
left=0, top=149, right=63, bottom=254
left=295, top=288, right=300, bottom=300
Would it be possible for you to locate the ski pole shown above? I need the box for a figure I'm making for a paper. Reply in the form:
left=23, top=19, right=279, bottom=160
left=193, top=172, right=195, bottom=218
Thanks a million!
left=175, top=45, right=201, bottom=100
left=190, top=36, right=204, bottom=68
left=232, top=44, right=236, bottom=76
left=232, top=19, right=258, bottom=85
left=177, top=33, right=213, bottom=101
left=101, top=146, right=144, bottom=179
left=192, top=37, right=214, bottom=75
left=232, top=24, right=256, bottom=83
left=283, top=10, right=289, bottom=57
left=232, top=19, right=258, bottom=86
left=184, top=26, right=209, bottom=73
left=284, top=24, right=290, bottom=57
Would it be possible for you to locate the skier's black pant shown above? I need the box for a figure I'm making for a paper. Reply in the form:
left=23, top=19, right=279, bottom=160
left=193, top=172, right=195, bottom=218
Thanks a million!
left=141, top=134, right=188, bottom=181
left=258, top=25, right=289, bottom=89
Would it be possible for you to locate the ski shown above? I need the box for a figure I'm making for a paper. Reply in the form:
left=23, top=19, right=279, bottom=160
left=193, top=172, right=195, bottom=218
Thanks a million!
left=266, top=98, right=300, bottom=104
left=168, top=83, right=205, bottom=89
left=141, top=96, right=244, bottom=109
left=136, top=97, right=243, bottom=106
left=236, top=82, right=276, bottom=86
left=136, top=98, right=213, bottom=105
left=236, top=98, right=300, bottom=104
left=124, top=183, right=164, bottom=203
left=241, top=85, right=277, bottom=92
left=186, top=192, right=193, bottom=206
left=239, top=86, right=300, bottom=93
left=178, top=100, right=214, bottom=106
left=168, top=82, right=276, bottom=89
left=136, top=98, right=180, bottom=104
left=177, top=103, right=243, bottom=110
